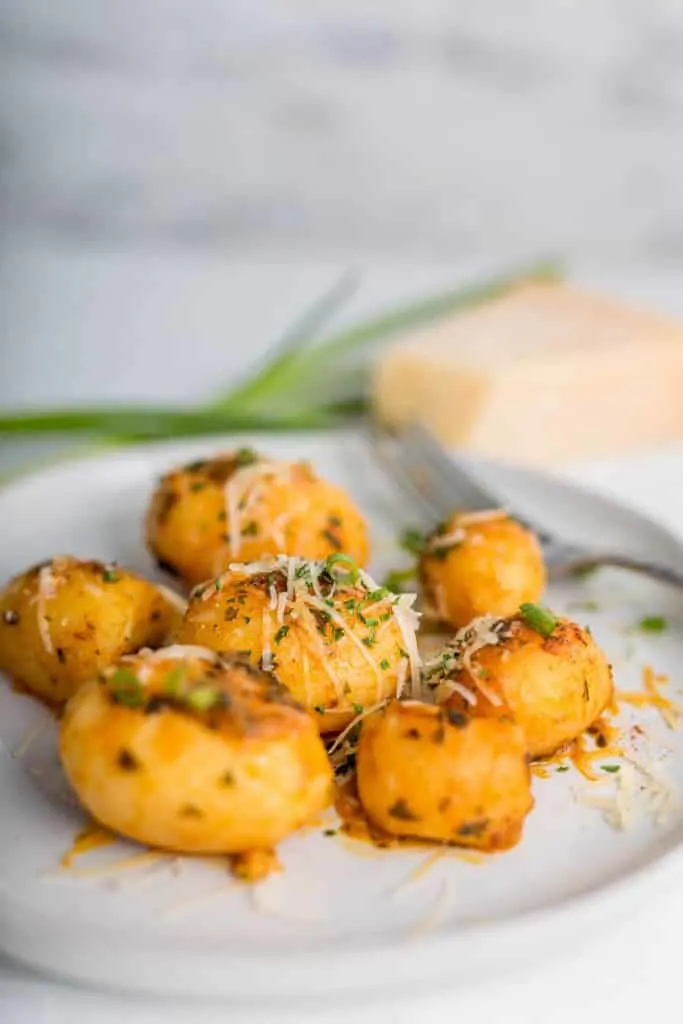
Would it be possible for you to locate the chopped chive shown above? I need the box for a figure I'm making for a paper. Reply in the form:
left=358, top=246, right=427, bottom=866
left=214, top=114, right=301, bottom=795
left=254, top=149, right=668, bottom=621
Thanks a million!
left=519, top=602, right=557, bottom=639
left=164, top=664, right=186, bottom=696
left=313, top=704, right=326, bottom=714
left=399, top=527, right=427, bottom=557
left=186, top=685, right=222, bottom=712
left=324, top=553, right=360, bottom=584
left=108, top=668, right=144, bottom=707
left=601, top=764, right=620, bottom=773
left=352, top=703, right=364, bottom=715
left=383, top=567, right=416, bottom=592
left=323, top=828, right=337, bottom=837
left=556, top=765, right=570, bottom=773
left=234, top=448, right=259, bottom=467
left=637, top=615, right=668, bottom=634
left=102, top=568, right=119, bottom=583
left=379, top=658, right=390, bottom=670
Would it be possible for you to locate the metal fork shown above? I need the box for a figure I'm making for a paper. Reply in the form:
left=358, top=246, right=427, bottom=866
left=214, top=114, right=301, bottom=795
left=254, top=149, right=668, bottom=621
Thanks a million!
left=370, top=420, right=683, bottom=589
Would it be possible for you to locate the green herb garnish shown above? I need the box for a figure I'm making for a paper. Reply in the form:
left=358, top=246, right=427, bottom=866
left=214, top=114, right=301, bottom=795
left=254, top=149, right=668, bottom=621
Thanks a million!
left=601, top=764, right=621, bottom=773
left=163, top=664, right=186, bottom=697
left=519, top=602, right=558, bottom=639
left=637, top=615, right=668, bottom=634
left=379, top=658, right=390, bottom=670
left=102, top=568, right=119, bottom=583
left=185, top=685, right=222, bottom=712
left=400, top=528, right=427, bottom=557
left=324, top=553, right=360, bottom=584
left=234, top=448, right=258, bottom=467
left=352, top=703, right=364, bottom=715
left=556, top=765, right=570, bottom=773
left=383, top=567, right=416, bottom=592
left=108, top=668, right=144, bottom=707
left=313, top=705, right=326, bottom=714
left=274, top=625, right=290, bottom=644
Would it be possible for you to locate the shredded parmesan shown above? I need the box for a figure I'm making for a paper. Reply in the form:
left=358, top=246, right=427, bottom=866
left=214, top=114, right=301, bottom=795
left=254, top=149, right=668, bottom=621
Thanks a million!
left=224, top=461, right=293, bottom=558
left=261, top=607, right=273, bottom=672
left=423, top=615, right=508, bottom=705
left=36, top=564, right=56, bottom=655
left=327, top=699, right=389, bottom=756
left=155, top=584, right=188, bottom=615
left=452, top=509, right=507, bottom=527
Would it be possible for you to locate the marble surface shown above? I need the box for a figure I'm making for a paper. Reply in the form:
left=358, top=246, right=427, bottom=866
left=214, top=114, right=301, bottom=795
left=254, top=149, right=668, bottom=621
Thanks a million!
left=2, top=2, right=683, bottom=261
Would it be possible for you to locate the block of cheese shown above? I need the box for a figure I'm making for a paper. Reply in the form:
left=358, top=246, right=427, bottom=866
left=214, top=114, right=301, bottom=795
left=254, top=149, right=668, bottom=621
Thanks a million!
left=372, top=282, right=683, bottom=466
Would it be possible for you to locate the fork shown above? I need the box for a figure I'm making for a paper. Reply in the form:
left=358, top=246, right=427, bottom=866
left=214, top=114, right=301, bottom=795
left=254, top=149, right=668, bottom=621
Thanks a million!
left=370, top=420, right=683, bottom=589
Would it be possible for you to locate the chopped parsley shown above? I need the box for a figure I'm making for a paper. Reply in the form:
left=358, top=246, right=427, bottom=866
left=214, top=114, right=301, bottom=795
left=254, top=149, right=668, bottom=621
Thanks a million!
left=352, top=703, right=364, bottom=715
left=379, top=658, right=390, bottom=670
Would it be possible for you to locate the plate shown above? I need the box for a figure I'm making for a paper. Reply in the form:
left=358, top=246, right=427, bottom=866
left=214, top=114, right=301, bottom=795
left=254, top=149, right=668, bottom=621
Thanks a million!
left=2, top=431, right=683, bottom=1002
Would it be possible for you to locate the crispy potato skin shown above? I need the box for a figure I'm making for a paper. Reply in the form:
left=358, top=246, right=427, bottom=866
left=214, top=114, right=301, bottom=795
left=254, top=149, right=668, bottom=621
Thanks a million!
left=357, top=701, right=532, bottom=850
left=0, top=556, right=181, bottom=705
left=177, top=568, right=407, bottom=733
left=420, top=514, right=545, bottom=628
left=445, top=618, right=613, bottom=758
left=145, top=453, right=370, bottom=588
left=60, top=650, right=332, bottom=854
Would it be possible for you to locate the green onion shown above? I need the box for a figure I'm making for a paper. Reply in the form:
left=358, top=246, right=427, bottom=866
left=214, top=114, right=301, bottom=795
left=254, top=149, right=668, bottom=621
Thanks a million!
left=0, top=261, right=560, bottom=444
left=102, top=568, right=119, bottom=583
left=324, top=553, right=360, bottom=584
left=519, top=603, right=558, bottom=638
left=601, top=764, right=621, bottom=773
left=637, top=615, right=668, bottom=634
left=185, top=685, right=222, bottom=712
left=108, top=668, right=144, bottom=708
left=383, top=567, right=416, bottom=592
left=163, top=665, right=186, bottom=697
left=400, top=528, right=427, bottom=557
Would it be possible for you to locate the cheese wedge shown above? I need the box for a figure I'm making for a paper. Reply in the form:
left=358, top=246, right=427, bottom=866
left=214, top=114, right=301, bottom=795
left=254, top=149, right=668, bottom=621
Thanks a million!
left=372, top=282, right=683, bottom=466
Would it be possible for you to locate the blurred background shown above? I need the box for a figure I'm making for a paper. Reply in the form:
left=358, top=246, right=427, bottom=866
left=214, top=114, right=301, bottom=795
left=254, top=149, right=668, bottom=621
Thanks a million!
left=2, top=0, right=683, bottom=262
left=2, top=0, right=683, bottom=465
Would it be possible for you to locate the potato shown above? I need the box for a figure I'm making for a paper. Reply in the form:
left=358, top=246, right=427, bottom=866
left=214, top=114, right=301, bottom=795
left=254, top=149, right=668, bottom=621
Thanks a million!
left=431, top=606, right=613, bottom=758
left=60, top=646, right=332, bottom=854
left=145, top=449, right=370, bottom=588
left=0, top=556, right=183, bottom=705
left=419, top=511, right=545, bottom=628
left=176, top=556, right=421, bottom=733
left=356, top=700, right=532, bottom=850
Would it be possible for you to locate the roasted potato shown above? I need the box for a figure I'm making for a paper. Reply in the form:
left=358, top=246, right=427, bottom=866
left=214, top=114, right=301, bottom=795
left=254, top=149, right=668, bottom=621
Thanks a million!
left=419, top=511, right=545, bottom=628
left=145, top=449, right=370, bottom=588
left=0, top=556, right=183, bottom=705
left=176, top=556, right=420, bottom=732
left=432, top=606, right=613, bottom=758
left=356, top=700, right=532, bottom=850
left=60, top=646, right=332, bottom=854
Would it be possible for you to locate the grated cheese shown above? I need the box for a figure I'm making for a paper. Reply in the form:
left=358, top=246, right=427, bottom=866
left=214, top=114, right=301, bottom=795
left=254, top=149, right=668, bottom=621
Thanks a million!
left=423, top=615, right=508, bottom=706
left=36, top=564, right=56, bottom=655
left=224, top=461, right=293, bottom=558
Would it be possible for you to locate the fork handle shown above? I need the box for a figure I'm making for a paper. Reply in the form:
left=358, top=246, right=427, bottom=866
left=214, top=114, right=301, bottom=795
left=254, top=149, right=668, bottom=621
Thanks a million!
left=549, top=553, right=683, bottom=590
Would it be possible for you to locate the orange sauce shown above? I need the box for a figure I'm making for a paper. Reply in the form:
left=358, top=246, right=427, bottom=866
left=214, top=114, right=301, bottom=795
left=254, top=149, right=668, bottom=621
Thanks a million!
left=531, top=717, right=624, bottom=782
left=229, top=848, right=281, bottom=883
left=616, top=666, right=683, bottom=729
left=60, top=822, right=117, bottom=867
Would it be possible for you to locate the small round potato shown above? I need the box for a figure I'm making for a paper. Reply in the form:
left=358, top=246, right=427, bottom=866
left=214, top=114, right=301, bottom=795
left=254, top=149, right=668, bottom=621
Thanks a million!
left=420, top=511, right=545, bottom=628
left=356, top=700, right=533, bottom=850
left=145, top=449, right=370, bottom=588
left=0, top=556, right=183, bottom=705
left=60, top=646, right=333, bottom=854
left=177, top=556, right=419, bottom=733
left=437, top=609, right=613, bottom=758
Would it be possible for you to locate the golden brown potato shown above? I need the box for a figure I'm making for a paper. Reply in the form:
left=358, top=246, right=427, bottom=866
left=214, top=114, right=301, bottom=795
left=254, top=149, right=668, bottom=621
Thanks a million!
left=0, top=556, right=183, bottom=705
left=60, top=646, right=332, bottom=854
left=430, top=606, right=613, bottom=758
left=419, top=511, right=545, bottom=628
left=145, top=449, right=370, bottom=589
left=176, top=556, right=421, bottom=733
left=356, top=700, right=533, bottom=850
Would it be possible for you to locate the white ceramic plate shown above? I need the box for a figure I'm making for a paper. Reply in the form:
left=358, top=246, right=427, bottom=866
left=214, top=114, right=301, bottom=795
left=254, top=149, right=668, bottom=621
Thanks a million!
left=2, top=431, right=683, bottom=1002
